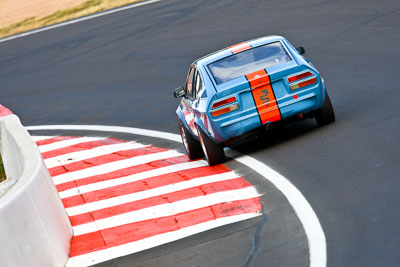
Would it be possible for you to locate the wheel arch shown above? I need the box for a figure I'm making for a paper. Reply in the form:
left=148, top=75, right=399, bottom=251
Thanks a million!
left=194, top=114, right=223, bottom=145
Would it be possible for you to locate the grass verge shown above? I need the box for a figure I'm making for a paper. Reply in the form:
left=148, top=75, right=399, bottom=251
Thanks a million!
left=0, top=154, right=6, bottom=182
left=0, top=0, right=142, bottom=39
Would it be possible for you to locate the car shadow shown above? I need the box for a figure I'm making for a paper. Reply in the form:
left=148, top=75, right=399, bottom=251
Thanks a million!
left=228, top=118, right=319, bottom=155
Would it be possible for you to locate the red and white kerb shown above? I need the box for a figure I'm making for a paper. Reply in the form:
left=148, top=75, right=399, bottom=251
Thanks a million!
left=33, top=136, right=262, bottom=266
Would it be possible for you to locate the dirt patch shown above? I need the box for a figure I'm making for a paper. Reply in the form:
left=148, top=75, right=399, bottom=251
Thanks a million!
left=0, top=0, right=142, bottom=38
left=0, top=0, right=88, bottom=26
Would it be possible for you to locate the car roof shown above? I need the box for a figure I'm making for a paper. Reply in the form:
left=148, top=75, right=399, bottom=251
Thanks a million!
left=194, top=35, right=285, bottom=68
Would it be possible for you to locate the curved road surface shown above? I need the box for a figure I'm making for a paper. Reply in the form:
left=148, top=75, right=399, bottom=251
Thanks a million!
left=1, top=0, right=400, bottom=266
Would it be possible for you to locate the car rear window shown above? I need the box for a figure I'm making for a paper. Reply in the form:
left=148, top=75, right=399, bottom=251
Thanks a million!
left=208, top=41, right=292, bottom=85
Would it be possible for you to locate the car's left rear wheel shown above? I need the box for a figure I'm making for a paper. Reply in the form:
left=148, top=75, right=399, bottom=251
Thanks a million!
left=196, top=125, right=225, bottom=166
left=178, top=118, right=203, bottom=160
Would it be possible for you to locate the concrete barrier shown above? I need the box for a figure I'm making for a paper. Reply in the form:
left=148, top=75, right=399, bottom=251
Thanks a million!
left=0, top=105, right=72, bottom=267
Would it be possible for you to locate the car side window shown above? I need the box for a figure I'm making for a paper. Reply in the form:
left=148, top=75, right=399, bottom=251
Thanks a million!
left=185, top=67, right=204, bottom=99
left=191, top=69, right=198, bottom=98
left=185, top=68, right=195, bottom=98
left=194, top=72, right=203, bottom=99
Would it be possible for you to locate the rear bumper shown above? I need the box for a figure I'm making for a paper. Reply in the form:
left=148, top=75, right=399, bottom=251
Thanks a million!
left=212, top=89, right=323, bottom=142
left=279, top=92, right=320, bottom=119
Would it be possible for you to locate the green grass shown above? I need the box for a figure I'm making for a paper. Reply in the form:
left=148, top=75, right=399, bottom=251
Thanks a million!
left=40, top=0, right=102, bottom=27
left=0, top=154, right=6, bottom=183
left=0, top=17, right=36, bottom=36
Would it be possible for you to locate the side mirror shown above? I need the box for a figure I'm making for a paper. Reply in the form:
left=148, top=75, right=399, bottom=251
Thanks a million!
left=296, top=47, right=305, bottom=55
left=173, top=87, right=185, bottom=98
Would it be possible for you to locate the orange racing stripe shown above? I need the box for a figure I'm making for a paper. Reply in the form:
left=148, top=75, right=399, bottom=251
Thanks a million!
left=228, top=42, right=251, bottom=54
left=246, top=69, right=281, bottom=125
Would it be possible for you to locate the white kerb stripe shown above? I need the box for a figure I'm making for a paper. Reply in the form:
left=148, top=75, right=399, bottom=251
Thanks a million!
left=26, top=124, right=182, bottom=143
left=72, top=186, right=260, bottom=236
left=31, top=135, right=57, bottom=142
left=37, top=136, right=105, bottom=153
left=66, top=171, right=240, bottom=216
left=66, top=212, right=260, bottom=267
left=59, top=160, right=209, bottom=199
left=44, top=141, right=148, bottom=169
left=53, top=150, right=183, bottom=185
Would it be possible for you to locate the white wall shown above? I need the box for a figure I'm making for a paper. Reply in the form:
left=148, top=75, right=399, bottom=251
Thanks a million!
left=0, top=114, right=72, bottom=267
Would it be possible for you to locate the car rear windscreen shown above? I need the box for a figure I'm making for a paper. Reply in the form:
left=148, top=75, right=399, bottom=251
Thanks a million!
left=208, top=41, right=292, bottom=85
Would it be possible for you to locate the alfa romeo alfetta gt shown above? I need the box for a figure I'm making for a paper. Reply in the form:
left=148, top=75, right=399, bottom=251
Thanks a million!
left=174, top=35, right=335, bottom=165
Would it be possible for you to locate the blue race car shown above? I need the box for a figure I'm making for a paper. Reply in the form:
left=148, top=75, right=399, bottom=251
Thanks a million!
left=174, top=35, right=335, bottom=165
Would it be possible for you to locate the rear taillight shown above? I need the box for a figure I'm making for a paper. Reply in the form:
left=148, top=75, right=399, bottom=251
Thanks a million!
left=288, top=71, right=313, bottom=83
left=289, top=77, right=317, bottom=90
left=288, top=71, right=317, bottom=90
left=211, top=103, right=239, bottom=117
left=211, top=96, right=236, bottom=109
left=211, top=96, right=239, bottom=117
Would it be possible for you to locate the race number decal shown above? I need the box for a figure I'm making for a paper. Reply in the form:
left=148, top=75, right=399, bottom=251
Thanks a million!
left=246, top=69, right=281, bottom=124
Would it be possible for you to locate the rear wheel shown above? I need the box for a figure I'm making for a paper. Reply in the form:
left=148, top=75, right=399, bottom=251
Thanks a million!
left=196, top=125, right=225, bottom=166
left=315, top=90, right=335, bottom=127
left=178, top=118, right=203, bottom=159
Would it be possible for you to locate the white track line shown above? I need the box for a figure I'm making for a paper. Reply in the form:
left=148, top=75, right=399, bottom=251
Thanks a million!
left=53, top=150, right=182, bottom=186
left=0, top=0, right=163, bottom=43
left=38, top=136, right=105, bottom=153
left=44, top=141, right=148, bottom=168
left=65, top=212, right=260, bottom=267
left=27, top=125, right=182, bottom=143
left=73, top=186, right=260, bottom=236
left=226, top=148, right=327, bottom=267
left=66, top=171, right=239, bottom=216
left=27, top=125, right=327, bottom=267
left=59, top=160, right=208, bottom=199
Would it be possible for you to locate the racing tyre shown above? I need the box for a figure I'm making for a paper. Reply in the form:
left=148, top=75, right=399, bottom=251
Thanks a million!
left=196, top=125, right=225, bottom=166
left=178, top=118, right=203, bottom=159
left=315, top=90, right=335, bottom=127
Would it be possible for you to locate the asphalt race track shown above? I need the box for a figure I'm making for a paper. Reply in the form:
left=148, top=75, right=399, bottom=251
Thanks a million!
left=1, top=0, right=400, bottom=266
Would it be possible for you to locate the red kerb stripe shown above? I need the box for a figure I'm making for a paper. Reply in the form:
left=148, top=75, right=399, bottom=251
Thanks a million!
left=49, top=146, right=168, bottom=176
left=0, top=105, right=12, bottom=116
left=36, top=136, right=78, bottom=146
left=69, top=197, right=261, bottom=257
left=41, top=138, right=125, bottom=159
